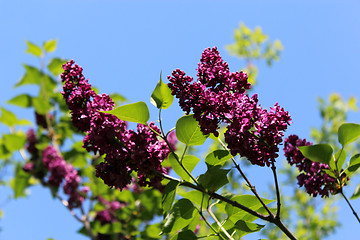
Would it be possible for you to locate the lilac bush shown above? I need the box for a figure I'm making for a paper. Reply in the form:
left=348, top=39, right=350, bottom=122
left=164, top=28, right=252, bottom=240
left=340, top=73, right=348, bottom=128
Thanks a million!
left=4, top=38, right=360, bottom=240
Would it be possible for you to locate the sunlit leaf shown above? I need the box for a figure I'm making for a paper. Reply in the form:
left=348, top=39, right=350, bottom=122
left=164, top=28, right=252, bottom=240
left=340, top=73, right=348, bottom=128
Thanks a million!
left=178, top=190, right=210, bottom=207
left=102, top=101, right=149, bottom=124
left=198, top=165, right=230, bottom=191
left=335, top=149, right=346, bottom=171
left=144, top=223, right=162, bottom=239
left=234, top=220, right=264, bottom=237
left=0, top=107, right=17, bottom=127
left=348, top=153, right=360, bottom=174
left=205, top=149, right=232, bottom=167
left=225, top=195, right=273, bottom=223
left=109, top=93, right=128, bottom=105
left=43, top=39, right=57, bottom=53
left=351, top=183, right=360, bottom=200
left=162, top=199, right=195, bottom=234
left=3, top=133, right=26, bottom=152
left=168, top=153, right=199, bottom=181
left=33, top=95, right=53, bottom=114
left=7, top=94, right=32, bottom=108
left=150, top=73, right=173, bottom=109
left=298, top=144, right=333, bottom=165
left=176, top=115, right=208, bottom=146
left=16, top=64, right=56, bottom=92
left=48, top=58, right=68, bottom=76
left=338, top=123, right=360, bottom=147
left=25, top=41, right=42, bottom=57
left=10, top=163, right=31, bottom=198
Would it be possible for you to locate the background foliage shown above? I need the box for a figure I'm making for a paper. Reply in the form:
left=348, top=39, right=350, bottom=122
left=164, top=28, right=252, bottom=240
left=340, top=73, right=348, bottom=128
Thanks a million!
left=1, top=1, right=360, bottom=240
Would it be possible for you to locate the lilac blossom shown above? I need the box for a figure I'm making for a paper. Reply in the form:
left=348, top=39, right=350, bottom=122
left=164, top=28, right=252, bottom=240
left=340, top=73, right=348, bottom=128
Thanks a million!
left=61, top=60, right=174, bottom=190
left=284, top=135, right=337, bottom=197
left=168, top=47, right=291, bottom=166
left=42, top=145, right=84, bottom=208
left=95, top=197, right=126, bottom=225
left=23, top=129, right=38, bottom=173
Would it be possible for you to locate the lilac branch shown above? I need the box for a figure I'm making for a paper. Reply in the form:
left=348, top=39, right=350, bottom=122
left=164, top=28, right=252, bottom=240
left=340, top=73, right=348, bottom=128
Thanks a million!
left=157, top=171, right=297, bottom=239
left=216, top=137, right=274, bottom=216
left=341, top=191, right=360, bottom=224
left=271, top=161, right=281, bottom=219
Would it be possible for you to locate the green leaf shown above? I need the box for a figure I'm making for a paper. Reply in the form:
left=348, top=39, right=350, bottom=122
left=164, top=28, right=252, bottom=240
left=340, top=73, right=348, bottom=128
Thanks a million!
left=0, top=107, right=31, bottom=127
left=150, top=73, right=174, bottom=109
left=225, top=195, right=273, bottom=223
left=298, top=144, right=333, bottom=165
left=43, top=39, right=57, bottom=53
left=33, top=95, right=53, bottom=114
left=168, top=153, right=200, bottom=181
left=144, top=223, right=162, bottom=239
left=205, top=149, right=232, bottom=167
left=335, top=149, right=346, bottom=171
left=0, top=141, right=12, bottom=159
left=162, top=180, right=179, bottom=217
left=94, top=221, right=122, bottom=234
left=338, top=123, right=360, bottom=146
left=0, top=107, right=17, bottom=127
left=162, top=199, right=195, bottom=234
left=7, top=94, right=32, bottom=108
left=178, top=190, right=210, bottom=207
left=48, top=58, right=68, bottom=76
left=170, top=230, right=197, bottom=240
left=10, top=163, right=31, bottom=198
left=101, top=101, right=149, bottom=124
left=348, top=153, right=360, bottom=173
left=198, top=165, right=230, bottom=191
left=176, top=115, right=208, bottom=146
left=323, top=169, right=337, bottom=179
left=109, top=93, right=128, bottom=105
left=351, top=183, right=360, bottom=199
left=17, top=65, right=41, bottom=86
left=234, top=220, right=264, bottom=237
left=139, top=190, right=162, bottom=220
left=63, top=142, right=88, bottom=168
left=25, top=41, right=42, bottom=57
left=216, top=219, right=236, bottom=239
left=3, top=133, right=26, bottom=152
left=16, top=65, right=56, bottom=92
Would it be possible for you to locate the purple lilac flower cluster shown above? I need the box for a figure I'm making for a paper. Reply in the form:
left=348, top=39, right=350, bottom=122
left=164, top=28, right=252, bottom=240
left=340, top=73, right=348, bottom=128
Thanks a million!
left=61, top=60, right=174, bottom=190
left=95, top=196, right=126, bottom=225
left=23, top=129, right=38, bottom=172
left=35, top=112, right=53, bottom=129
left=283, top=134, right=336, bottom=197
left=225, top=98, right=291, bottom=166
left=168, top=47, right=251, bottom=136
left=42, top=145, right=87, bottom=208
left=168, top=47, right=291, bottom=166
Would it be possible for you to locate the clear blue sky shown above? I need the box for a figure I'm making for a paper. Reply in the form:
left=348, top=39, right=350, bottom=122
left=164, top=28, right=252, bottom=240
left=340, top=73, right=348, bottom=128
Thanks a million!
left=1, top=0, right=360, bottom=239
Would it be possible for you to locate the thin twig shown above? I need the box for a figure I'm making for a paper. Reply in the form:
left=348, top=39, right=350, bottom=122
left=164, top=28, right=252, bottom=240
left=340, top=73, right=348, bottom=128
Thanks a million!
left=207, top=201, right=234, bottom=240
left=271, top=161, right=281, bottom=219
left=157, top=109, right=199, bottom=185
left=156, top=171, right=298, bottom=240
left=217, top=137, right=274, bottom=216
left=199, top=193, right=223, bottom=239
left=55, top=195, right=83, bottom=222
left=158, top=172, right=268, bottom=220
left=341, top=191, right=360, bottom=224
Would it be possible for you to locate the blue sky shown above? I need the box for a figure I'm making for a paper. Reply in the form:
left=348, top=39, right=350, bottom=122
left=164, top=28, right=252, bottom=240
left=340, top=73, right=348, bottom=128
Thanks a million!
left=1, top=0, right=360, bottom=239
